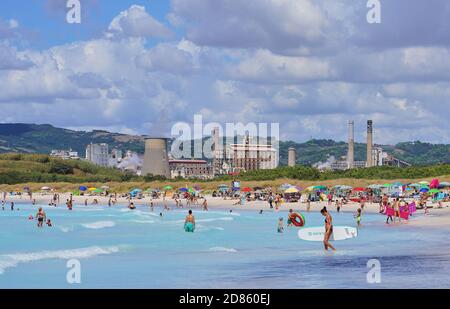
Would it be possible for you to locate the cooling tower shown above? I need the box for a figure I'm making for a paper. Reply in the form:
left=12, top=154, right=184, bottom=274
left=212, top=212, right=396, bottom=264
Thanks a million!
left=142, top=138, right=170, bottom=178
left=347, top=121, right=354, bottom=169
left=366, top=120, right=373, bottom=168
left=288, top=147, right=297, bottom=167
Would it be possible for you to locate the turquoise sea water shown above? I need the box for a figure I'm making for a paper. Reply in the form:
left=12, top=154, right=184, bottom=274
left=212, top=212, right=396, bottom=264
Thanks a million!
left=1, top=202, right=449, bottom=288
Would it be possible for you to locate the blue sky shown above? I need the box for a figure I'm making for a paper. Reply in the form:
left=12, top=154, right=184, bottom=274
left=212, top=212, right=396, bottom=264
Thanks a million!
left=0, top=0, right=450, bottom=145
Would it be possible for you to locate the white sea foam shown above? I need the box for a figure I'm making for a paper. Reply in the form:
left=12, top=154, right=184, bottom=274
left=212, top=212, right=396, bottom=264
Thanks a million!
left=81, top=221, right=115, bottom=229
left=59, top=226, right=74, bottom=233
left=208, top=247, right=237, bottom=253
left=131, top=220, right=155, bottom=224
left=0, top=246, right=120, bottom=274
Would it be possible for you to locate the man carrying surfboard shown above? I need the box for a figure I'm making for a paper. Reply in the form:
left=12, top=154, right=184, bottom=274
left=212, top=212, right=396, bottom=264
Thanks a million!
left=320, top=207, right=336, bottom=251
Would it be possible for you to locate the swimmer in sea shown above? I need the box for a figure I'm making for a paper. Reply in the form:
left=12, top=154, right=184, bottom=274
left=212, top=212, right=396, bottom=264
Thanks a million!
left=320, top=207, right=336, bottom=251
left=184, top=210, right=195, bottom=233
left=10, top=202, right=14, bottom=211
left=46, top=219, right=52, bottom=227
left=128, top=202, right=136, bottom=210
left=36, top=207, right=46, bottom=228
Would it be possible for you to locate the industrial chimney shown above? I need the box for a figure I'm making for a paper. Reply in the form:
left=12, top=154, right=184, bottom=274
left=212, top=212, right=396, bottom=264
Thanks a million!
left=288, top=147, right=297, bottom=167
left=347, top=121, right=355, bottom=169
left=366, top=120, right=373, bottom=168
left=142, top=138, right=171, bottom=178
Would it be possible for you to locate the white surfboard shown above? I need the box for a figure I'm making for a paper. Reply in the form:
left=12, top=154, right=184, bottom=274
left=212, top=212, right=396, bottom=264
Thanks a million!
left=298, top=226, right=358, bottom=242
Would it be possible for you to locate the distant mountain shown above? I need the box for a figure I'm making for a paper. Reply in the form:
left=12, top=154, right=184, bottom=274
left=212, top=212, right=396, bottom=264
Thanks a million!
left=0, top=123, right=145, bottom=155
left=0, top=123, right=449, bottom=166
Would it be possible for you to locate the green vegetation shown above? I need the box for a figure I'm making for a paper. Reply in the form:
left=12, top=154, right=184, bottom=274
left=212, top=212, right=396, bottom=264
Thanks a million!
left=0, top=154, right=139, bottom=184
left=217, top=164, right=450, bottom=182
left=1, top=153, right=449, bottom=185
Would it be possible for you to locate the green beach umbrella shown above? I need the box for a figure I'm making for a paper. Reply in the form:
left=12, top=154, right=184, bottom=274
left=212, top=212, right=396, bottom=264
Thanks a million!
left=429, top=189, right=440, bottom=194
left=163, top=185, right=173, bottom=191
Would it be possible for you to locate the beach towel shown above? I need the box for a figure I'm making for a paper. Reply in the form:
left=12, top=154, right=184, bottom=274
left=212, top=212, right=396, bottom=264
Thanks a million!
left=409, top=202, right=417, bottom=214
left=385, top=207, right=395, bottom=216
left=400, top=211, right=409, bottom=220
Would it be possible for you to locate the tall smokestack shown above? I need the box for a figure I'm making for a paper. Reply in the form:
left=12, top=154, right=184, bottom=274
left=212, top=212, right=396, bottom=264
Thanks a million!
left=347, top=121, right=354, bottom=169
left=366, top=120, right=373, bottom=167
left=288, top=147, right=297, bottom=167
left=142, top=138, right=171, bottom=178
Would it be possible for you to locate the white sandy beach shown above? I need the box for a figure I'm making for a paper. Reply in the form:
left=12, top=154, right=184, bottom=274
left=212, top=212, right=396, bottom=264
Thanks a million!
left=4, top=192, right=450, bottom=228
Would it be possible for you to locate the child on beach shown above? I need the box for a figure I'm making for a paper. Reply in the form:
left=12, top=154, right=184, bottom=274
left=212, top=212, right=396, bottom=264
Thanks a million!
left=277, top=218, right=284, bottom=233
left=386, top=203, right=394, bottom=224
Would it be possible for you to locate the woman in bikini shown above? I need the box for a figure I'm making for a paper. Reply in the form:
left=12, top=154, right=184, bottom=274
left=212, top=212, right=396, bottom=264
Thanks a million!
left=320, top=207, right=336, bottom=251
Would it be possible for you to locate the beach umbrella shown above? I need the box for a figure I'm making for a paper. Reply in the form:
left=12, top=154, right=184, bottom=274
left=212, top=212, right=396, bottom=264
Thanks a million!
left=93, top=188, right=103, bottom=193
left=163, top=185, right=173, bottom=191
left=41, top=186, right=51, bottom=191
left=88, top=187, right=97, bottom=191
left=430, top=179, right=440, bottom=189
left=382, top=183, right=391, bottom=188
left=353, top=187, right=366, bottom=192
left=242, top=187, right=252, bottom=192
left=305, top=186, right=315, bottom=192
left=23, top=186, right=30, bottom=191
left=295, top=186, right=303, bottom=191
left=313, top=185, right=327, bottom=191
left=101, top=185, right=110, bottom=190
left=79, top=186, right=88, bottom=191
left=193, top=185, right=201, bottom=191
left=179, top=188, right=189, bottom=192
left=420, top=188, right=429, bottom=193
left=285, top=187, right=299, bottom=193
left=280, top=183, right=292, bottom=190
left=429, top=189, right=440, bottom=194
left=408, top=183, right=421, bottom=188
left=419, top=181, right=430, bottom=185
left=439, top=182, right=450, bottom=188
left=367, top=184, right=381, bottom=189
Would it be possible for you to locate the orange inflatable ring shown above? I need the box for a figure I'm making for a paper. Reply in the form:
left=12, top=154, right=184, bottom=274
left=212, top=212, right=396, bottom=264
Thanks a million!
left=290, top=213, right=306, bottom=227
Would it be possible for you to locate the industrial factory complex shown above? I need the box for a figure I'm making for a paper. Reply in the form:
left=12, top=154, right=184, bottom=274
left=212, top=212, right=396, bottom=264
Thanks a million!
left=49, top=120, right=411, bottom=179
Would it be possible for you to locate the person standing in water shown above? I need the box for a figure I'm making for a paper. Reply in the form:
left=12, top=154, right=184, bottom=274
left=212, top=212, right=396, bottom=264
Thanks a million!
left=184, top=210, right=195, bottom=232
left=320, top=207, right=336, bottom=251
left=10, top=202, right=14, bottom=211
left=354, top=208, right=362, bottom=227
left=36, top=207, right=46, bottom=228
